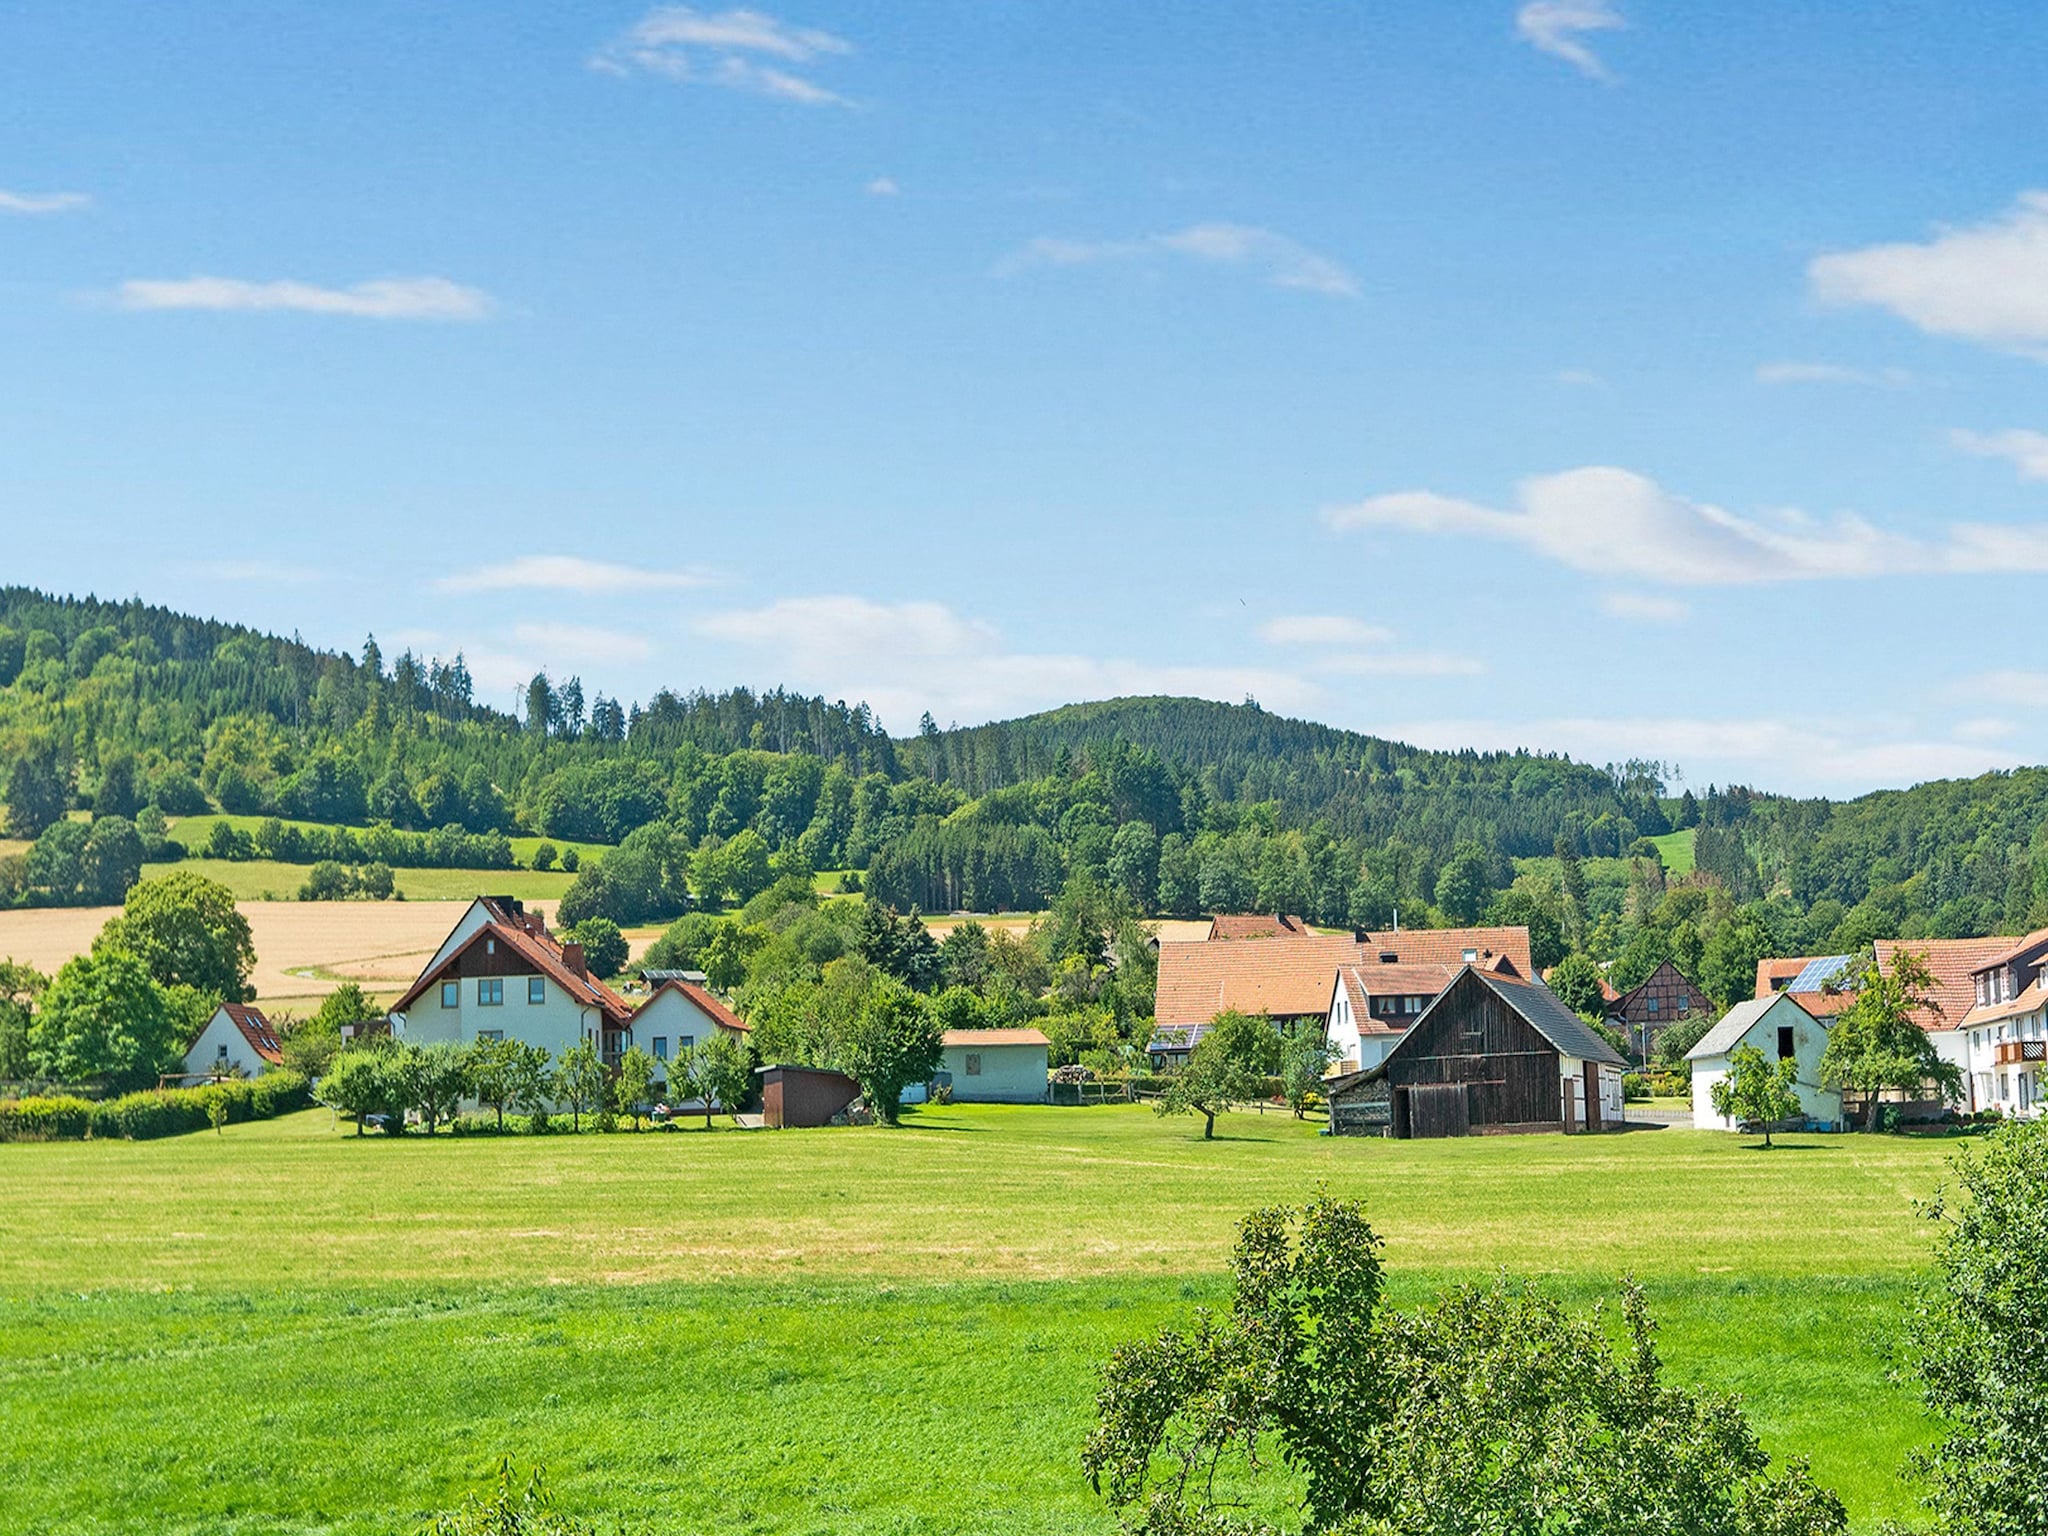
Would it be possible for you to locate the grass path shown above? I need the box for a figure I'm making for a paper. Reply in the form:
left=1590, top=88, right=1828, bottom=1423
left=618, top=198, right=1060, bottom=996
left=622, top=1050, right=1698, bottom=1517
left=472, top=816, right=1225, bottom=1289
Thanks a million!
left=0, top=1106, right=1960, bottom=1533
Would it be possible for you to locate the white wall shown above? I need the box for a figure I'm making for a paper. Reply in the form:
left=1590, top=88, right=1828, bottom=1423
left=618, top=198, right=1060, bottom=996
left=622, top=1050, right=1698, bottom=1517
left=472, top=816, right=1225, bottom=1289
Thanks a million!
left=1325, top=982, right=1362, bottom=1072
left=1692, top=996, right=1841, bottom=1131
left=399, top=971, right=599, bottom=1062
left=181, top=1009, right=272, bottom=1079
left=941, top=1041, right=1047, bottom=1104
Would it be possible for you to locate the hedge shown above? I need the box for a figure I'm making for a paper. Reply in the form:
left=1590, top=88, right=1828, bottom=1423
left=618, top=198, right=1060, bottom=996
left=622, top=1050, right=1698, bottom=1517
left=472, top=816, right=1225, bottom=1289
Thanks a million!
left=0, top=1071, right=311, bottom=1143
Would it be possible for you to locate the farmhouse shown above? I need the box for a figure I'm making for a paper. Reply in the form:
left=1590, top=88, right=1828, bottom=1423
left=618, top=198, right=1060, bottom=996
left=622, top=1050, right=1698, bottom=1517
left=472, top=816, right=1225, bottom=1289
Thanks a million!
left=180, top=1002, right=282, bottom=1080
left=391, top=896, right=635, bottom=1064
left=1323, top=961, right=1457, bottom=1072
left=629, top=977, right=749, bottom=1079
left=1364, top=966, right=1626, bottom=1138
left=1950, top=929, right=2048, bottom=1119
left=1873, top=935, right=2018, bottom=1094
left=1605, top=960, right=1713, bottom=1063
left=1687, top=993, right=1841, bottom=1132
left=936, top=1027, right=1049, bottom=1103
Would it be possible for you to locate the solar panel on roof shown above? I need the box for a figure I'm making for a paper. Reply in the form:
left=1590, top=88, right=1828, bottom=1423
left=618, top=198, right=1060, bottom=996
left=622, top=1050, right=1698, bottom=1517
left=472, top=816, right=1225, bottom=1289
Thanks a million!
left=1788, top=955, right=1853, bottom=993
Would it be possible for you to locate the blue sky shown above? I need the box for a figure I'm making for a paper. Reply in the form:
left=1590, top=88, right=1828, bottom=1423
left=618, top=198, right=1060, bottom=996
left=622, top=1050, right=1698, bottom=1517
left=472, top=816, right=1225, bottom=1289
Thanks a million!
left=7, top=2, right=2048, bottom=796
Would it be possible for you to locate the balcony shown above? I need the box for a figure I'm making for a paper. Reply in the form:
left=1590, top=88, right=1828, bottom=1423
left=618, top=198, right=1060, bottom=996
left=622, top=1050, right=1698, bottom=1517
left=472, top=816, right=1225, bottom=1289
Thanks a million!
left=1993, top=1040, right=2046, bottom=1066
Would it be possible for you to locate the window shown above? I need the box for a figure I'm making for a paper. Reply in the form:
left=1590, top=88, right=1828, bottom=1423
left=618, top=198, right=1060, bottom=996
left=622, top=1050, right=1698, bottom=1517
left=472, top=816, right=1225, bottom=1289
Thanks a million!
left=478, top=978, right=504, bottom=1006
left=1646, top=996, right=1659, bottom=1014
left=217, top=1043, right=229, bottom=1062
left=440, top=980, right=459, bottom=1008
left=680, top=1035, right=694, bottom=1052
left=486, top=938, right=496, bottom=955
left=1777, top=1025, right=1796, bottom=1061
left=528, top=977, right=545, bottom=1005
left=477, top=1029, right=503, bottom=1043
left=1462, top=948, right=1478, bottom=963
left=652, top=1037, right=668, bottom=1061
left=965, top=1052, right=983, bottom=1076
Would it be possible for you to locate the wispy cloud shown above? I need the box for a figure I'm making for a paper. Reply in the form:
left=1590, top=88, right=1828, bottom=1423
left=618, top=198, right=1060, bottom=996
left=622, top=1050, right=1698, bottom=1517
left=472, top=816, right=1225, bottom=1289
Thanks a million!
left=1600, top=591, right=1689, bottom=622
left=1257, top=615, right=1393, bottom=646
left=1327, top=465, right=2048, bottom=585
left=436, top=555, right=716, bottom=594
left=1001, top=222, right=1358, bottom=298
left=1811, top=191, right=2048, bottom=358
left=1969, top=670, right=2048, bottom=708
left=696, top=594, right=1323, bottom=729
left=864, top=176, right=900, bottom=197
left=1755, top=360, right=1913, bottom=388
left=1951, top=428, right=2048, bottom=482
left=116, top=276, right=490, bottom=320
left=0, top=188, right=91, bottom=215
left=511, top=622, right=653, bottom=663
left=1516, top=0, right=1625, bottom=81
left=593, top=7, right=854, bottom=106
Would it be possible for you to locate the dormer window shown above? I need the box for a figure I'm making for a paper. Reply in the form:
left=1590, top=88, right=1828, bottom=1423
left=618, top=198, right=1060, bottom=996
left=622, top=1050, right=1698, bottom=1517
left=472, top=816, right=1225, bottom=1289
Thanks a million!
left=1462, top=948, right=1478, bottom=963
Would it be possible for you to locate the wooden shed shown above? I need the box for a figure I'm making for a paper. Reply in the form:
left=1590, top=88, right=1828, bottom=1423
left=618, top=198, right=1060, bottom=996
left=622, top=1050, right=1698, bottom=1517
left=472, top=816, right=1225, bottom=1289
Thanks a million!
left=1375, top=966, right=1628, bottom=1137
left=756, top=1064, right=863, bottom=1129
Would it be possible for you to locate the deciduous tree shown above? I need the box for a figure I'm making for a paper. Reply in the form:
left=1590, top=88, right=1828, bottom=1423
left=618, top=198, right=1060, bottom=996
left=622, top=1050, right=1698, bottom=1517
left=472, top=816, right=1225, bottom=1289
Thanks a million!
left=1156, top=1034, right=1263, bottom=1140
left=1710, top=1042, right=1802, bottom=1147
left=95, top=870, right=256, bottom=1003
left=837, top=983, right=943, bottom=1126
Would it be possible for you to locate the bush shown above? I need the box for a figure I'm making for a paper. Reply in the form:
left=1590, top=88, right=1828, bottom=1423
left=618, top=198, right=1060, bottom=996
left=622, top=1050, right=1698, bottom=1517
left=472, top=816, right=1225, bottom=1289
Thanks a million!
left=0, top=1071, right=310, bottom=1142
left=1623, top=1073, right=1651, bottom=1102
left=0, top=1094, right=94, bottom=1141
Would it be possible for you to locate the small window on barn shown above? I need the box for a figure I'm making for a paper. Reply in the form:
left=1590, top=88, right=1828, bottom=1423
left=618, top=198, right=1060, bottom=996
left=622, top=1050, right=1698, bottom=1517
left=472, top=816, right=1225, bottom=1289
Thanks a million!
left=440, top=981, right=459, bottom=1008
left=1646, top=996, right=1659, bottom=1013
left=965, top=1053, right=983, bottom=1076
left=528, top=977, right=545, bottom=1005
left=1777, top=1025, right=1796, bottom=1061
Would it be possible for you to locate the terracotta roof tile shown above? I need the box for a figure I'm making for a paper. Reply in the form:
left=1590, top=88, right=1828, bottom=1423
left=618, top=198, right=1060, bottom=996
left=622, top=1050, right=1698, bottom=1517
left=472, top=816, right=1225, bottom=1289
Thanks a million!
left=1754, top=957, right=1815, bottom=999
left=1155, top=934, right=1367, bottom=1027
left=1873, top=937, right=2018, bottom=1034
left=1357, top=926, right=1532, bottom=978
left=940, top=1028, right=1050, bottom=1047
left=393, top=919, right=634, bottom=1024
left=630, top=978, right=750, bottom=1034
left=220, top=1002, right=282, bottom=1064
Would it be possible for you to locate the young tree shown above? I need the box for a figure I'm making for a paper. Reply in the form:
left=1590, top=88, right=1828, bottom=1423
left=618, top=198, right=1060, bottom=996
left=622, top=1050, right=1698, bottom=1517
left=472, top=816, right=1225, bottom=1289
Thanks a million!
left=556, top=1040, right=608, bottom=1132
left=613, top=1044, right=657, bottom=1129
left=318, top=1047, right=391, bottom=1134
left=94, top=870, right=257, bottom=1002
left=1280, top=1020, right=1338, bottom=1118
left=1709, top=1042, right=1802, bottom=1147
left=1546, top=950, right=1608, bottom=1019
left=837, top=984, right=944, bottom=1126
left=1819, top=950, right=1964, bottom=1130
left=688, top=1031, right=755, bottom=1128
left=27, top=948, right=177, bottom=1090
left=1910, top=1122, right=2048, bottom=1535
left=1203, top=1008, right=1283, bottom=1075
left=283, top=981, right=379, bottom=1079
left=401, top=1042, right=471, bottom=1136
left=1084, top=1192, right=1848, bottom=1536
left=1156, top=1034, right=1263, bottom=1140
left=468, top=1036, right=524, bottom=1130
left=508, top=1043, right=556, bottom=1131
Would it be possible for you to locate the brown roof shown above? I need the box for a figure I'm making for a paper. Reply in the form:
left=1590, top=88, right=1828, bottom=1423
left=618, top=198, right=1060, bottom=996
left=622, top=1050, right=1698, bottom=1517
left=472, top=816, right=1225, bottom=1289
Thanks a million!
left=630, top=978, right=750, bottom=1033
left=940, top=1027, right=1050, bottom=1048
left=1335, top=963, right=1455, bottom=1037
left=1155, top=933, right=1367, bottom=1027
left=1977, top=927, right=2048, bottom=973
left=1356, top=926, right=1531, bottom=978
left=1873, top=937, right=2017, bottom=1034
left=393, top=918, right=634, bottom=1024
left=1786, top=990, right=1856, bottom=1018
left=1207, top=914, right=1311, bottom=940
left=1753, top=957, right=1812, bottom=999
left=1959, top=977, right=2048, bottom=1030
left=221, top=1002, right=282, bottom=1064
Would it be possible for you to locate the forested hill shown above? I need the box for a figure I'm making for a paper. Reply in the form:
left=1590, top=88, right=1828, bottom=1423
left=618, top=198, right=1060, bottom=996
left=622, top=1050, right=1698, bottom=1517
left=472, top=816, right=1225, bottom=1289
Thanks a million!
left=917, top=696, right=1671, bottom=857
left=8, top=585, right=2048, bottom=964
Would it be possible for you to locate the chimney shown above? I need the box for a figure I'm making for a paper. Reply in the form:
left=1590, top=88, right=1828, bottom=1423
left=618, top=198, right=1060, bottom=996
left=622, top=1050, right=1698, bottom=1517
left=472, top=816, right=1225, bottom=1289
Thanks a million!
left=563, top=942, right=587, bottom=977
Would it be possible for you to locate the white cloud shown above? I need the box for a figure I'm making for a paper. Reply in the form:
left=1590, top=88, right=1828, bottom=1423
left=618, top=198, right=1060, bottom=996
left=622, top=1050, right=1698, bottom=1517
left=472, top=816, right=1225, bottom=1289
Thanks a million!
left=510, top=622, right=653, bottom=663
left=436, top=555, right=716, bottom=594
left=694, top=594, right=1324, bottom=729
left=1001, top=222, right=1358, bottom=298
left=1327, top=464, right=2048, bottom=586
left=116, top=275, right=490, bottom=320
left=865, top=176, right=900, bottom=197
left=593, top=7, right=853, bottom=105
left=1257, top=615, right=1393, bottom=646
left=1951, top=427, right=2048, bottom=483
left=1516, top=0, right=1624, bottom=81
left=1967, top=670, right=2048, bottom=708
left=1383, top=714, right=2020, bottom=797
left=1600, top=591, right=1689, bottom=622
left=1954, top=718, right=2017, bottom=744
left=1810, top=192, right=2048, bottom=358
left=1755, top=360, right=1913, bottom=388
left=0, top=189, right=90, bottom=215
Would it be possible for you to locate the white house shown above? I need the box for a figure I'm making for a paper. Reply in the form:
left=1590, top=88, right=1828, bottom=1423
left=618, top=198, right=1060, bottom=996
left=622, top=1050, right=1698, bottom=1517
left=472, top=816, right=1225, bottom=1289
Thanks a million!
left=1687, top=994, right=1841, bottom=1132
left=390, top=897, right=635, bottom=1066
left=1950, top=929, right=2048, bottom=1120
left=936, top=1027, right=1049, bottom=1104
left=628, top=978, right=750, bottom=1102
left=1323, top=962, right=1455, bottom=1073
left=181, top=1002, right=283, bottom=1079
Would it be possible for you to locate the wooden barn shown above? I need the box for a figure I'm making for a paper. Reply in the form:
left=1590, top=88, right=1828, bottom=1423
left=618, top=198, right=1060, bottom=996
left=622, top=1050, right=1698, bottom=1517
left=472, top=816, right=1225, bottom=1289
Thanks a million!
left=1365, top=967, right=1628, bottom=1137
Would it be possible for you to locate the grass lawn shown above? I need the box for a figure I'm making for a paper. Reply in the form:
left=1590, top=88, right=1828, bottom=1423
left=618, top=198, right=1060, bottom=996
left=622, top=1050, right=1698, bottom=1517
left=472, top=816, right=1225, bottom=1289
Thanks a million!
left=1651, top=827, right=1697, bottom=874
left=0, top=1106, right=1960, bottom=1534
left=140, top=859, right=580, bottom=904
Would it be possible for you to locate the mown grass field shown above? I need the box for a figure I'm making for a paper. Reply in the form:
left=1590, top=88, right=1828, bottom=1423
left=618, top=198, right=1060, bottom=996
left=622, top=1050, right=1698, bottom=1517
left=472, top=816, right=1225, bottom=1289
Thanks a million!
left=137, top=857, right=580, bottom=905
left=1651, top=826, right=1698, bottom=874
left=163, top=813, right=616, bottom=873
left=0, top=1105, right=1960, bottom=1534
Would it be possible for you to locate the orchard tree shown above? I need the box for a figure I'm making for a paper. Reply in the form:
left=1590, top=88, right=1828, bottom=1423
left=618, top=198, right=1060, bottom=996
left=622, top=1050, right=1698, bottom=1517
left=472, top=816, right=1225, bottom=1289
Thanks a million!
left=838, top=984, right=944, bottom=1126
left=509, top=1043, right=556, bottom=1130
left=613, top=1044, right=657, bottom=1129
left=1709, top=1043, right=1802, bottom=1147
left=318, top=1047, right=392, bottom=1134
left=401, top=1041, right=472, bottom=1136
left=1820, top=950, right=1963, bottom=1129
left=1156, top=1034, right=1263, bottom=1140
left=468, top=1036, right=524, bottom=1130
left=689, top=1031, right=754, bottom=1128
left=1205, top=1008, right=1282, bottom=1075
left=556, top=1040, right=608, bottom=1132
left=1280, top=1020, right=1338, bottom=1117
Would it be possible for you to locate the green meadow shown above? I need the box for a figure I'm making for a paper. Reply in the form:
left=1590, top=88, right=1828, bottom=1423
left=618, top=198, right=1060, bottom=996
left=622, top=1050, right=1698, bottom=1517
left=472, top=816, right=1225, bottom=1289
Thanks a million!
left=137, top=857, right=581, bottom=904
left=0, top=1106, right=1959, bottom=1534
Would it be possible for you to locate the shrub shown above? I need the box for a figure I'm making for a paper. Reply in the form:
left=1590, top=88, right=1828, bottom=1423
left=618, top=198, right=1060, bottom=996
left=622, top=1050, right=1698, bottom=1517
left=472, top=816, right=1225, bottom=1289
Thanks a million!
left=0, top=1094, right=94, bottom=1141
left=0, top=1071, right=311, bottom=1142
left=1623, top=1073, right=1651, bottom=1102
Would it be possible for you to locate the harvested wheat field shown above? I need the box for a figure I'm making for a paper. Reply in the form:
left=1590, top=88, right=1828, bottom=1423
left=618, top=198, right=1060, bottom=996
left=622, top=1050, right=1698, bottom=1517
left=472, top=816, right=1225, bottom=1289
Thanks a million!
left=0, top=898, right=558, bottom=1015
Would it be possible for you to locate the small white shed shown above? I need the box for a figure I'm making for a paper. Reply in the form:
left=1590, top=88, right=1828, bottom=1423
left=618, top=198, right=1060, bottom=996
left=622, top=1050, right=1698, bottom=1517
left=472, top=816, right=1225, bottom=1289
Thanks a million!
left=937, top=1028, right=1049, bottom=1104
left=181, top=1003, right=283, bottom=1079
left=1688, top=993, right=1841, bottom=1132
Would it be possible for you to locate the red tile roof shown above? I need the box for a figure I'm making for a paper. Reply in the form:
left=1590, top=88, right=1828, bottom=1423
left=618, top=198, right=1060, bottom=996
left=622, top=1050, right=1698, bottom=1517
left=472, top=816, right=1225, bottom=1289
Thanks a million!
left=630, top=978, right=750, bottom=1033
left=221, top=1002, right=282, bottom=1064
left=1156, top=925, right=1531, bottom=1028
left=1335, top=962, right=1455, bottom=1037
left=1356, top=926, right=1532, bottom=978
left=1207, top=913, right=1312, bottom=940
left=1873, top=937, right=2017, bottom=1034
left=1977, top=927, right=2048, bottom=973
left=393, top=918, right=634, bottom=1024
left=1754, top=957, right=1813, bottom=999
left=940, top=1027, right=1051, bottom=1047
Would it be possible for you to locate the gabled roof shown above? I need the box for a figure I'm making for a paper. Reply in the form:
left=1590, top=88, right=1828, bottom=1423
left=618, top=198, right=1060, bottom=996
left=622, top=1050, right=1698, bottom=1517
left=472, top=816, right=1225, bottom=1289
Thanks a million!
left=1207, top=913, right=1311, bottom=940
left=1686, top=993, right=1816, bottom=1061
left=1977, top=927, right=2048, bottom=974
left=1607, top=959, right=1711, bottom=1013
left=219, top=1002, right=282, bottom=1064
left=1874, top=937, right=2017, bottom=1034
left=1334, top=963, right=1457, bottom=1038
left=1357, top=926, right=1532, bottom=978
left=1473, top=970, right=1627, bottom=1067
left=1754, top=957, right=1812, bottom=998
left=392, top=918, right=633, bottom=1024
left=1154, top=933, right=1367, bottom=1026
left=1959, top=976, right=2048, bottom=1030
left=941, top=1027, right=1050, bottom=1048
left=629, top=977, right=750, bottom=1033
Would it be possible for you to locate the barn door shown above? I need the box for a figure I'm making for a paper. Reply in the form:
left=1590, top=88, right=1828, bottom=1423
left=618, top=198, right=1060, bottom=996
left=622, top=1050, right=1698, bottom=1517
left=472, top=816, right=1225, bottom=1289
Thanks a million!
left=1563, top=1075, right=1578, bottom=1132
left=1583, top=1062, right=1602, bottom=1131
left=1408, top=1082, right=1470, bottom=1139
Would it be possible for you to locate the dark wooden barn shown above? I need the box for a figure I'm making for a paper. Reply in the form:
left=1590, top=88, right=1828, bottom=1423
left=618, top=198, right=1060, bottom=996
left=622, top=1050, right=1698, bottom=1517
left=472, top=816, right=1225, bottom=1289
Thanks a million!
left=1605, top=960, right=1714, bottom=1064
left=1364, top=967, right=1628, bottom=1138
left=756, top=1064, right=863, bottom=1128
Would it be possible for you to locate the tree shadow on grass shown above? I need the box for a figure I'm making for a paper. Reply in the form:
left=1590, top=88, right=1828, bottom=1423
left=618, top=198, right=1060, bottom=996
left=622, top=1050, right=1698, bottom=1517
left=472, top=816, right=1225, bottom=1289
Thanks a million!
left=894, top=1121, right=986, bottom=1133
left=1738, top=1141, right=1837, bottom=1152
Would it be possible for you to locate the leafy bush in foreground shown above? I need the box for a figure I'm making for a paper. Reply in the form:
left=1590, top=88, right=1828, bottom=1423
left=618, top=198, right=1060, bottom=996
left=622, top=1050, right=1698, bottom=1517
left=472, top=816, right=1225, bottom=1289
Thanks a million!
left=0, top=1070, right=309, bottom=1142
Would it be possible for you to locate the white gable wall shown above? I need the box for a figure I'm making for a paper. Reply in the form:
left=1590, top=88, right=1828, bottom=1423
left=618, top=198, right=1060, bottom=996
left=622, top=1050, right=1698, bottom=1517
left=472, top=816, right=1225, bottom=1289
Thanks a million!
left=1691, top=995, right=1841, bottom=1131
left=181, top=1008, right=272, bottom=1079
